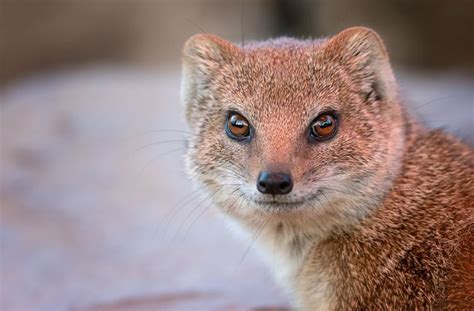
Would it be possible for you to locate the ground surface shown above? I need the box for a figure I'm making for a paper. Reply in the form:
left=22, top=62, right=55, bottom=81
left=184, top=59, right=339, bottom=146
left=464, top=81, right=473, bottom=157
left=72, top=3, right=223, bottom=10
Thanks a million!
left=1, top=65, right=472, bottom=311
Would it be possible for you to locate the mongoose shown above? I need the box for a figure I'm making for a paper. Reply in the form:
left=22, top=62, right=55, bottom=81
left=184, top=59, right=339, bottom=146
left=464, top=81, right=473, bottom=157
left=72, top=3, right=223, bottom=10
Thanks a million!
left=181, top=27, right=474, bottom=310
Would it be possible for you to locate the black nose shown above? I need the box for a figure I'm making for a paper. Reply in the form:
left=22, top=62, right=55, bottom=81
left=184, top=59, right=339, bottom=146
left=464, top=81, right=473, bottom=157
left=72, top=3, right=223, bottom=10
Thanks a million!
left=257, top=171, right=293, bottom=195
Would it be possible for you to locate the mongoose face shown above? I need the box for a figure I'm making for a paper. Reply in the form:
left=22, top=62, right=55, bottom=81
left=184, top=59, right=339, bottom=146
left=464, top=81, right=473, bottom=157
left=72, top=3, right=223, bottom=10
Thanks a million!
left=182, top=27, right=406, bottom=233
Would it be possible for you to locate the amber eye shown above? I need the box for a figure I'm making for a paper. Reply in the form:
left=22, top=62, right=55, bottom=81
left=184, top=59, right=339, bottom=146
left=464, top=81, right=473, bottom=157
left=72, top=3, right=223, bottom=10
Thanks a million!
left=309, top=112, right=338, bottom=140
left=225, top=112, right=250, bottom=140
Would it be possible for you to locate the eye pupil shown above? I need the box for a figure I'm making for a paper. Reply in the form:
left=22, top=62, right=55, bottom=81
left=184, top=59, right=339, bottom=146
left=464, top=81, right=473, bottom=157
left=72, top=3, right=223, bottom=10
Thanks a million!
left=232, top=118, right=246, bottom=128
left=319, top=118, right=332, bottom=128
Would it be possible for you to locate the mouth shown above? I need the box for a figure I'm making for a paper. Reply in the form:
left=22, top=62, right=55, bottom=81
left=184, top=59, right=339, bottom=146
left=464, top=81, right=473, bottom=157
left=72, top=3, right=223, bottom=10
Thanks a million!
left=252, top=198, right=306, bottom=210
left=251, top=191, right=327, bottom=211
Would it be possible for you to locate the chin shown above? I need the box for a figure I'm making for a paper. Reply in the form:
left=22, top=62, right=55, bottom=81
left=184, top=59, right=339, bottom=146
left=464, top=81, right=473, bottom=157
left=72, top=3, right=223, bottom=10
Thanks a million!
left=254, top=202, right=304, bottom=215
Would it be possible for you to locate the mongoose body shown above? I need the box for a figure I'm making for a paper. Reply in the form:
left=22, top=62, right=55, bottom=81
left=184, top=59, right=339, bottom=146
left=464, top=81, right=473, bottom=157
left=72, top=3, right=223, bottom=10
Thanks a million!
left=181, top=27, right=473, bottom=309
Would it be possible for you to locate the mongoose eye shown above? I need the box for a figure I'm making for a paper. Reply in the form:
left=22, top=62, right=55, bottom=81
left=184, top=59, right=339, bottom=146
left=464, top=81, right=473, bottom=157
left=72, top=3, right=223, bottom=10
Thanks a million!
left=309, top=112, right=338, bottom=141
left=225, top=112, right=250, bottom=140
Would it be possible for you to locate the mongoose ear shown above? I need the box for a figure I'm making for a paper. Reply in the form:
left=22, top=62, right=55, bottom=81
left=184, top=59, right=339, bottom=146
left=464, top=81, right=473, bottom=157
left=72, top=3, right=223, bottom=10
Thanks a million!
left=181, top=34, right=240, bottom=126
left=182, top=34, right=240, bottom=74
left=323, top=27, right=396, bottom=103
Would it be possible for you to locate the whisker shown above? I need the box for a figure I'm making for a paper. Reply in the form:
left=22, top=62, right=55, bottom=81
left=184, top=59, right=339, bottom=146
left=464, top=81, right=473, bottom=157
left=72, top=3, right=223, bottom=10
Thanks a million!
left=138, top=147, right=186, bottom=176
left=136, top=139, right=188, bottom=152
left=236, top=216, right=271, bottom=269
left=158, top=185, right=207, bottom=241
left=185, top=17, right=208, bottom=34
left=139, top=129, right=192, bottom=136
left=241, top=0, right=245, bottom=47
left=170, top=184, right=241, bottom=241
left=317, top=188, right=331, bottom=206
left=170, top=189, right=222, bottom=241
left=182, top=188, right=241, bottom=239
left=405, top=95, right=460, bottom=115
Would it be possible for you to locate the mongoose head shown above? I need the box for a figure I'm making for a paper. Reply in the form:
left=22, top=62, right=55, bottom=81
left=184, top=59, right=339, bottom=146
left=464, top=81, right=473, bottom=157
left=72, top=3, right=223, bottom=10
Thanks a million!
left=182, top=27, right=406, bottom=235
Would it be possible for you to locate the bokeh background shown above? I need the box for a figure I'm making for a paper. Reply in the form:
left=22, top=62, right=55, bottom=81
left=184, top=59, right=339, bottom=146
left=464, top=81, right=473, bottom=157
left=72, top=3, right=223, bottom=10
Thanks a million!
left=1, top=1, right=473, bottom=310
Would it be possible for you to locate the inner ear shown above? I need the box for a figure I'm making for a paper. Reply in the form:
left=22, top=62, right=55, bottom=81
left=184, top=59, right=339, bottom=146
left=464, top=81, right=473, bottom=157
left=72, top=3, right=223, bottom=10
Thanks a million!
left=365, top=81, right=382, bottom=102
left=322, top=27, right=396, bottom=103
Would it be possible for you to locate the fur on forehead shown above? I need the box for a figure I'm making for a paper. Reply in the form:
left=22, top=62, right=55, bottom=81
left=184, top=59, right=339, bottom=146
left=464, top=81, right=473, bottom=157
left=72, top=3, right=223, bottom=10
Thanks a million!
left=182, top=27, right=396, bottom=126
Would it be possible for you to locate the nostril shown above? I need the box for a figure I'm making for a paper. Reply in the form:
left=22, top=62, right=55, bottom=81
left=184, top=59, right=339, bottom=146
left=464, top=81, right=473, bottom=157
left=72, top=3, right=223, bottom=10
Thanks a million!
left=257, top=171, right=271, bottom=194
left=280, top=181, right=290, bottom=190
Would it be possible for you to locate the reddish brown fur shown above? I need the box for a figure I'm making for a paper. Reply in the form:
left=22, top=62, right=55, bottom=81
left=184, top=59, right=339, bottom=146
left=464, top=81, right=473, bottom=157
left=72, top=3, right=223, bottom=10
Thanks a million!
left=299, top=130, right=473, bottom=310
left=181, top=27, right=474, bottom=309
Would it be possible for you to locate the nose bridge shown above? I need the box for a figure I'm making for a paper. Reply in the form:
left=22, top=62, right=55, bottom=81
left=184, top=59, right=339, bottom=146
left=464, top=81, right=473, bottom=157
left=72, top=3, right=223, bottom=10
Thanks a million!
left=263, top=145, right=292, bottom=168
left=262, top=162, right=291, bottom=175
left=255, top=118, right=296, bottom=196
left=260, top=126, right=296, bottom=169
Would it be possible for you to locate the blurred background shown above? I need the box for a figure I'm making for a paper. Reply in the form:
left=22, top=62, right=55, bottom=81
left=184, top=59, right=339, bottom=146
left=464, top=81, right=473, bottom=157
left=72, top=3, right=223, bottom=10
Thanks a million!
left=1, top=1, right=473, bottom=310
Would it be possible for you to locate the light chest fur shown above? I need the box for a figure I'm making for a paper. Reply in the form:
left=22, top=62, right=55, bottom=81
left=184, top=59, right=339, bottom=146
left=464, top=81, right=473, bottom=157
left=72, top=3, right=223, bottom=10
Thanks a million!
left=228, top=216, right=336, bottom=309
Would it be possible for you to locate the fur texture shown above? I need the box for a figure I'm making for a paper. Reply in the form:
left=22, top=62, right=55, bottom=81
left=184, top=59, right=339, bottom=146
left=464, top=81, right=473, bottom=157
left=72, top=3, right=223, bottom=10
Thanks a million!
left=181, top=27, right=474, bottom=309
